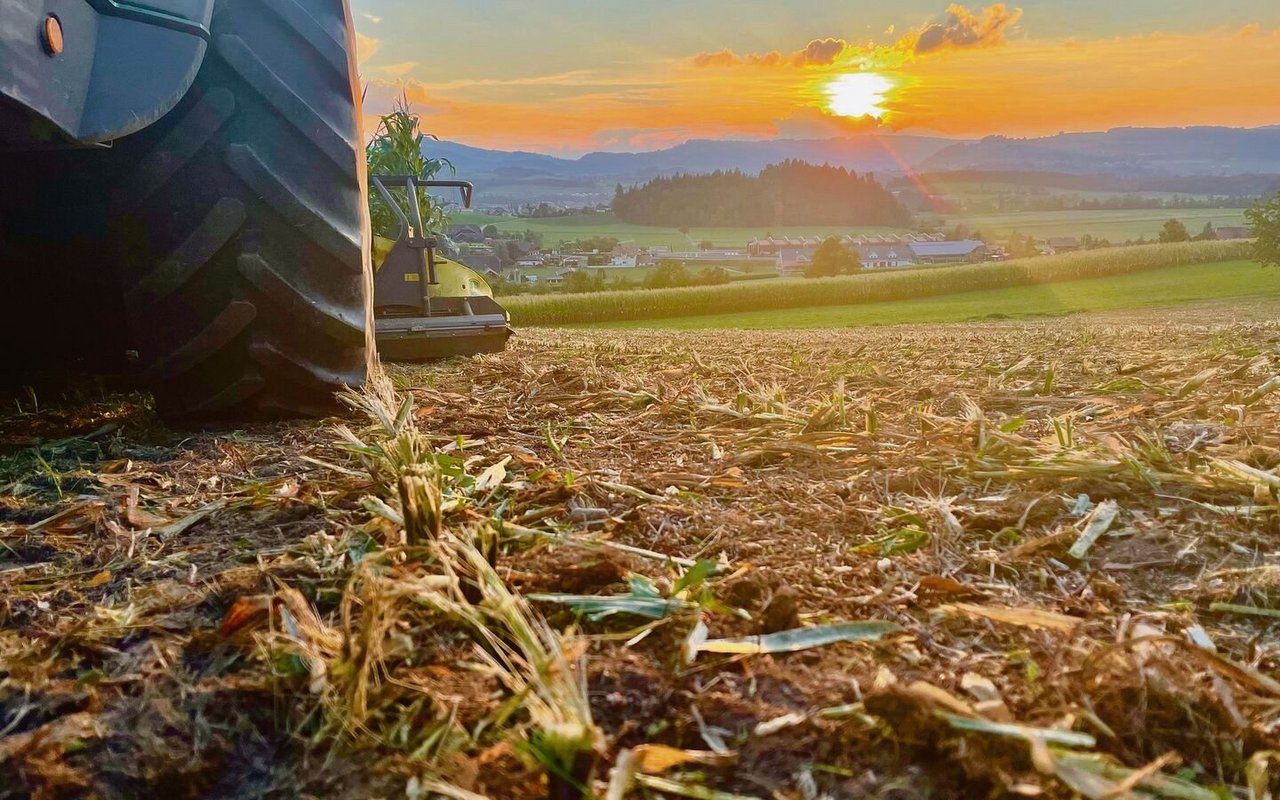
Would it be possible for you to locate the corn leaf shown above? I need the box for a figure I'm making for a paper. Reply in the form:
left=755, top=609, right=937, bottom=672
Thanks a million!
left=944, top=603, right=1081, bottom=633
left=688, top=620, right=899, bottom=660
left=1049, top=751, right=1220, bottom=800
left=528, top=592, right=696, bottom=621
left=940, top=712, right=1096, bottom=748
left=634, top=773, right=762, bottom=800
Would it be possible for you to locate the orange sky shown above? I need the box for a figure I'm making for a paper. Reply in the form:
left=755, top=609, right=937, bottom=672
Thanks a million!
left=356, top=5, right=1280, bottom=154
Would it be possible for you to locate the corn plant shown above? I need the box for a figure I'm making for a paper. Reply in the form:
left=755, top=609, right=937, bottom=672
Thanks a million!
left=503, top=240, right=1251, bottom=326
left=366, top=93, right=454, bottom=239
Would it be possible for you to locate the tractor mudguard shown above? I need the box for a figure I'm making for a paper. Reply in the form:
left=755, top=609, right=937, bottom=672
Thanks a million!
left=0, top=0, right=214, bottom=145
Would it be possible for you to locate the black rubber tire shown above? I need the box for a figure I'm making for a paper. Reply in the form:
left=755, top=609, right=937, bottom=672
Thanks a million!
left=109, top=0, right=373, bottom=420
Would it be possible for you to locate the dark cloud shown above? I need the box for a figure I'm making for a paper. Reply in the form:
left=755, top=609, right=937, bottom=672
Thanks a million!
left=692, top=49, right=740, bottom=68
left=913, top=3, right=1022, bottom=54
left=690, top=4, right=1022, bottom=68
left=794, top=38, right=849, bottom=66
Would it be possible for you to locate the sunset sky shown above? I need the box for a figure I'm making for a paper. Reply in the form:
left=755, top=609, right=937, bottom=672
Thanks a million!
left=349, top=1, right=1280, bottom=156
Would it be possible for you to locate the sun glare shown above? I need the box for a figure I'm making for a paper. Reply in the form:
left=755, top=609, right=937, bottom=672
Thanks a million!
left=824, top=72, right=894, bottom=119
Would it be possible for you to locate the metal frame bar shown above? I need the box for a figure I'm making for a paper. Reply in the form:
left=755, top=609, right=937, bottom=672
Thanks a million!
left=85, top=0, right=212, bottom=39
left=370, top=175, right=477, bottom=314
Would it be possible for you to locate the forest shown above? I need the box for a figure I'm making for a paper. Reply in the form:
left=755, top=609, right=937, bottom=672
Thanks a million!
left=611, top=160, right=912, bottom=227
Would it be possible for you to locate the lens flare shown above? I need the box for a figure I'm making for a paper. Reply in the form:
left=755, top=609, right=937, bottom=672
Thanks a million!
left=824, top=72, right=894, bottom=119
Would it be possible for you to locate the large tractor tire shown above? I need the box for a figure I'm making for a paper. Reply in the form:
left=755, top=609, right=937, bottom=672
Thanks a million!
left=109, top=0, right=373, bottom=419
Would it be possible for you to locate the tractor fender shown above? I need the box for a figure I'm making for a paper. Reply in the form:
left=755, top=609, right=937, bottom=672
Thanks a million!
left=0, top=0, right=213, bottom=145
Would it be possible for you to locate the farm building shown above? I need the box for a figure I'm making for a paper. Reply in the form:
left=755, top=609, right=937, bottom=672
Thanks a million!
left=777, top=248, right=815, bottom=275
left=855, top=244, right=914, bottom=269
left=1214, top=226, right=1252, bottom=240
left=908, top=240, right=988, bottom=264
left=447, top=224, right=486, bottom=244
left=456, top=252, right=500, bottom=274
left=1044, top=237, right=1081, bottom=253
left=751, top=232, right=944, bottom=257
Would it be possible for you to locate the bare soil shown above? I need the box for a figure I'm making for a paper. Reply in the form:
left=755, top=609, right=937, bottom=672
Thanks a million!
left=3, top=309, right=1279, bottom=799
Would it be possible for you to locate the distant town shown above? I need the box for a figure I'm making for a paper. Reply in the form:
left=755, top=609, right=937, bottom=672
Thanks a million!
left=442, top=218, right=1252, bottom=293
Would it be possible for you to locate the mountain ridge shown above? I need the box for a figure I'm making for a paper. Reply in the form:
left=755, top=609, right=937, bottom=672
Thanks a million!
left=423, top=126, right=1280, bottom=207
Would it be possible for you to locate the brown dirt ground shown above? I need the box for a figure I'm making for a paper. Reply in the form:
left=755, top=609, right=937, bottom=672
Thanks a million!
left=3, top=308, right=1280, bottom=799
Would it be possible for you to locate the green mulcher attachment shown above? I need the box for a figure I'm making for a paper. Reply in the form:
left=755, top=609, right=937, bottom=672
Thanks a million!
left=370, top=176, right=513, bottom=361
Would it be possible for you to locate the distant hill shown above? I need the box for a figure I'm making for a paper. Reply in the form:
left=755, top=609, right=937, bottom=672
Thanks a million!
left=426, top=127, right=1280, bottom=208
left=426, top=135, right=960, bottom=207
left=919, top=127, right=1280, bottom=176
left=428, top=134, right=959, bottom=181
left=570, top=135, right=959, bottom=179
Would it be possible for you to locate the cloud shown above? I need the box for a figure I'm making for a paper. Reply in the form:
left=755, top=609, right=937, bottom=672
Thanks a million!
left=360, top=18, right=1280, bottom=155
left=376, top=62, right=419, bottom=79
left=691, top=4, right=1020, bottom=68
left=910, top=3, right=1022, bottom=54
left=355, top=32, right=381, bottom=64
left=362, top=12, right=383, bottom=24
left=795, top=38, right=849, bottom=66
left=1239, top=23, right=1260, bottom=38
left=693, top=39, right=849, bottom=68
left=773, top=108, right=891, bottom=139
left=692, top=49, right=739, bottom=68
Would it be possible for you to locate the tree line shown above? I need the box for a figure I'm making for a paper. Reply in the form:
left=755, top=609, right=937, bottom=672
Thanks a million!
left=611, top=160, right=911, bottom=228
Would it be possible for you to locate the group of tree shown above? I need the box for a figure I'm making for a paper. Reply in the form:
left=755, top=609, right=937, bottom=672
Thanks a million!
left=1248, top=193, right=1280, bottom=269
left=644, top=261, right=731, bottom=289
left=944, top=223, right=989, bottom=242
left=493, top=261, right=731, bottom=297
left=612, top=160, right=911, bottom=228
left=804, top=238, right=862, bottom=278
left=561, top=236, right=619, bottom=254
left=1158, top=219, right=1222, bottom=243
left=517, top=202, right=579, bottom=218
left=481, top=226, right=543, bottom=247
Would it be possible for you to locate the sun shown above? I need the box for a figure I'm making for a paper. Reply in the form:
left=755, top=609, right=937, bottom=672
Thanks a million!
left=824, top=72, right=895, bottom=119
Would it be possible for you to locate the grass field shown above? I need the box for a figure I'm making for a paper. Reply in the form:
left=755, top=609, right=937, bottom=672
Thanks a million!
left=942, top=207, right=1248, bottom=240
left=454, top=208, right=1250, bottom=248
left=587, top=259, right=1279, bottom=329
left=917, top=179, right=1223, bottom=205
left=505, top=240, right=1252, bottom=326
left=6, top=313, right=1280, bottom=798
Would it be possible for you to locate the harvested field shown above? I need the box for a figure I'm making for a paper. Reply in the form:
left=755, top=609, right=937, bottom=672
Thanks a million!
left=3, top=310, right=1280, bottom=799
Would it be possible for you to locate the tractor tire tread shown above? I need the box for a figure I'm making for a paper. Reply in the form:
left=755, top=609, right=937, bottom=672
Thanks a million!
left=115, top=0, right=369, bottom=420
